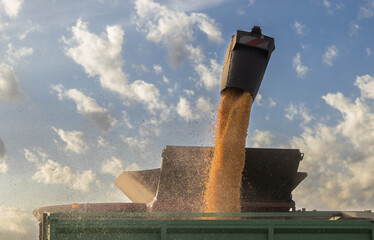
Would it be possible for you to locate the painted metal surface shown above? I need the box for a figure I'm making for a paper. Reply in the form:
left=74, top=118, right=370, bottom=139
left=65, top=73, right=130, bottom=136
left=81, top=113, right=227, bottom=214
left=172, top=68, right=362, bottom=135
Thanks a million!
left=42, top=212, right=374, bottom=240
left=113, top=146, right=306, bottom=212
left=220, top=26, right=275, bottom=99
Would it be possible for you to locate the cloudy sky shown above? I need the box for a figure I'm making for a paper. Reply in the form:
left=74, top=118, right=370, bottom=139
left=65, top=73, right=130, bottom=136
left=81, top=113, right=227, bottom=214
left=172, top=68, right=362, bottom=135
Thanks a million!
left=1, top=0, right=374, bottom=238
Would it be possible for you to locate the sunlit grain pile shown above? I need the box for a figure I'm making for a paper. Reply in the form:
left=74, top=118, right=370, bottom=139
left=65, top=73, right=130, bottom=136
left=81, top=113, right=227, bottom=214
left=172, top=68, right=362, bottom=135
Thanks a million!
left=204, top=88, right=253, bottom=212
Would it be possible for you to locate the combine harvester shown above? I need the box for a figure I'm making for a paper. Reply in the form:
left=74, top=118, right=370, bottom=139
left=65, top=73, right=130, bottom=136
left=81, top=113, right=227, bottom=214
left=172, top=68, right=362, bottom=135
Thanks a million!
left=34, top=26, right=374, bottom=240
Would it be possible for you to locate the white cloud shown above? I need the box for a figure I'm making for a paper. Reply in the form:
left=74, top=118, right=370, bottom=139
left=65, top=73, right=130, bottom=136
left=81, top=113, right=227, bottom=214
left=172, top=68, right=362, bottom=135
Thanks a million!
left=51, top=84, right=117, bottom=131
left=322, top=0, right=331, bottom=9
left=321, top=0, right=344, bottom=14
left=18, top=21, right=39, bottom=40
left=121, top=110, right=133, bottom=129
left=63, top=19, right=166, bottom=114
left=366, top=47, right=371, bottom=56
left=236, top=9, right=245, bottom=15
left=163, top=0, right=228, bottom=12
left=290, top=74, right=374, bottom=210
left=24, top=148, right=97, bottom=192
left=0, top=138, right=8, bottom=174
left=138, top=107, right=171, bottom=136
left=132, top=63, right=149, bottom=75
left=134, top=0, right=223, bottom=91
left=97, top=136, right=111, bottom=149
left=52, top=127, right=88, bottom=154
left=196, top=96, right=212, bottom=113
left=0, top=64, right=23, bottom=102
left=101, top=157, right=123, bottom=177
left=121, top=135, right=149, bottom=150
left=0, top=161, right=7, bottom=174
left=134, top=0, right=222, bottom=65
left=177, top=96, right=211, bottom=121
left=359, top=0, right=374, bottom=19
left=255, top=93, right=263, bottom=106
left=248, top=0, right=255, bottom=6
left=0, top=0, right=23, bottom=18
left=321, top=92, right=374, bottom=152
left=153, top=64, right=163, bottom=74
left=131, top=80, right=166, bottom=113
left=285, top=103, right=313, bottom=124
left=167, top=83, right=178, bottom=95
left=63, top=19, right=128, bottom=96
left=162, top=75, right=169, bottom=83
left=293, top=21, right=306, bottom=36
left=354, top=74, right=374, bottom=99
left=176, top=98, right=194, bottom=120
left=255, top=94, right=276, bottom=108
left=285, top=105, right=298, bottom=120
left=6, top=43, right=33, bottom=64
left=72, top=170, right=97, bottom=192
left=183, top=89, right=194, bottom=96
left=24, top=147, right=45, bottom=164
left=251, top=129, right=274, bottom=148
left=125, top=163, right=141, bottom=171
left=193, top=58, right=221, bottom=90
left=0, top=205, right=34, bottom=236
left=293, top=52, right=309, bottom=77
left=268, top=98, right=276, bottom=108
left=349, top=22, right=360, bottom=36
left=322, top=45, right=338, bottom=66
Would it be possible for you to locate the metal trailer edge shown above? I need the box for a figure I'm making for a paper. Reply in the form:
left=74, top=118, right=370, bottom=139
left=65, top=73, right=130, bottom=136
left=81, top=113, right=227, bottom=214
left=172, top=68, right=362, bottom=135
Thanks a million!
left=40, top=212, right=374, bottom=240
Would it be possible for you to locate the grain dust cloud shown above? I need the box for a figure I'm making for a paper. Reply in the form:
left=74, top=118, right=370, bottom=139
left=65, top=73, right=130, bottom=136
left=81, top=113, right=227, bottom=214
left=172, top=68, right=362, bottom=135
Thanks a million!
left=204, top=88, right=253, bottom=212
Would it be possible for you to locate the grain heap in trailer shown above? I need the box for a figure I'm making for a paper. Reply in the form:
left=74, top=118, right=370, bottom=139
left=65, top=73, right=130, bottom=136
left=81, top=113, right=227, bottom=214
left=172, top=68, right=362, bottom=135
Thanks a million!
left=33, top=26, right=374, bottom=240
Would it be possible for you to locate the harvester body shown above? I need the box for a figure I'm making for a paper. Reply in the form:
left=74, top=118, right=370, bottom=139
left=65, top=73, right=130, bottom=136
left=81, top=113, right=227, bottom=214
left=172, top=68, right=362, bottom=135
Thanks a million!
left=115, top=146, right=306, bottom=212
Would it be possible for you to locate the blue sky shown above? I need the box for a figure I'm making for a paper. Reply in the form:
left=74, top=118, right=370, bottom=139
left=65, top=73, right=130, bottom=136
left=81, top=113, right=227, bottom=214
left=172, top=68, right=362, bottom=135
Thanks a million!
left=1, top=0, right=374, bottom=238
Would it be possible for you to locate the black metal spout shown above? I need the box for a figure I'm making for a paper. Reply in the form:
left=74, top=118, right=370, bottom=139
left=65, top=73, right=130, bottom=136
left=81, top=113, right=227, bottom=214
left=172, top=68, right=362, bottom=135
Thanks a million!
left=221, top=26, right=275, bottom=100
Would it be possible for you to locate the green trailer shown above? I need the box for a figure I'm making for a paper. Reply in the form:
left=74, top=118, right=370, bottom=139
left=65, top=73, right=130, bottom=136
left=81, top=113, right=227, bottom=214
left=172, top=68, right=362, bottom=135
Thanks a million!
left=39, top=211, right=374, bottom=240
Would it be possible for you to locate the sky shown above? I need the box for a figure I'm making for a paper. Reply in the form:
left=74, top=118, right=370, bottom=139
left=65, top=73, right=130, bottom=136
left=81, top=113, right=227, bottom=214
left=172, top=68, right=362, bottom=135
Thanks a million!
left=0, top=0, right=374, bottom=238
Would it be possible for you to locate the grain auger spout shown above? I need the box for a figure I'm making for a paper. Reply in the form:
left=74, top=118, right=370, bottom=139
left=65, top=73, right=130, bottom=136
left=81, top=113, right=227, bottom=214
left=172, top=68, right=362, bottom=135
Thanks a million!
left=221, top=26, right=275, bottom=100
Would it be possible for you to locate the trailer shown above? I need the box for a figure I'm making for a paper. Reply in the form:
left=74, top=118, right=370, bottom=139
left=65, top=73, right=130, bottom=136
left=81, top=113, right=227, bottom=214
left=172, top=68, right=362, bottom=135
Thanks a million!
left=38, top=211, right=374, bottom=240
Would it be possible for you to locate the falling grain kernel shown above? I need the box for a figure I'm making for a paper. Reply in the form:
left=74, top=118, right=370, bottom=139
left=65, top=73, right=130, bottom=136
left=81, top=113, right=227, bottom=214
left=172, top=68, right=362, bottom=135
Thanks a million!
left=204, top=88, right=253, bottom=213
